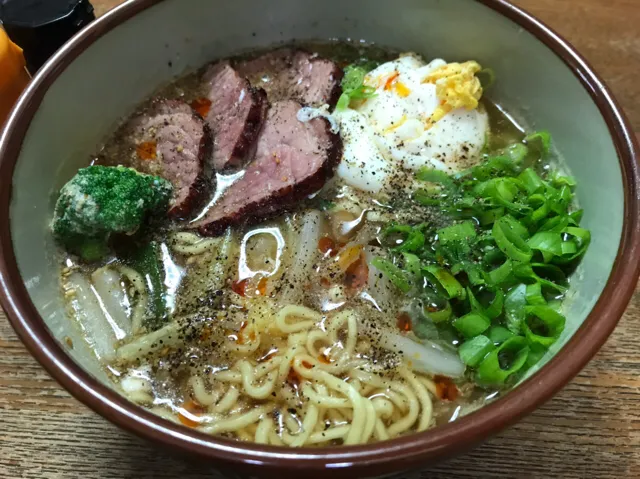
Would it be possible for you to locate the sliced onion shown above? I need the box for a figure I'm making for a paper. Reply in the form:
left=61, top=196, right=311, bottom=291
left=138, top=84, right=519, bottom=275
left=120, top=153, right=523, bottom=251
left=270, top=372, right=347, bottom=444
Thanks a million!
left=91, top=266, right=132, bottom=339
left=361, top=246, right=394, bottom=312
left=281, top=210, right=323, bottom=304
left=381, top=333, right=466, bottom=378
left=117, top=320, right=183, bottom=361
left=65, top=272, right=119, bottom=361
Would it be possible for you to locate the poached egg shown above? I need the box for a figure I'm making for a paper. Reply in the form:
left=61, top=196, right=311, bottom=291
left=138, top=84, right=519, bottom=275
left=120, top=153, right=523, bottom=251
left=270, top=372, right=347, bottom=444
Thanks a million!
left=335, top=54, right=490, bottom=193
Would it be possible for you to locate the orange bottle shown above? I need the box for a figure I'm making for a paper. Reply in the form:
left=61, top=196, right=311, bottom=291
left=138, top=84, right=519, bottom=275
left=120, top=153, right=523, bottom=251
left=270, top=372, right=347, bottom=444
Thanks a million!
left=0, top=28, right=30, bottom=126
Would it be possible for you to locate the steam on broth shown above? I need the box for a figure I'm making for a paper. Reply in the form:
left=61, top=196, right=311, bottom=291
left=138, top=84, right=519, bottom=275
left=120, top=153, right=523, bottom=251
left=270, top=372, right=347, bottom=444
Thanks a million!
left=54, top=41, right=590, bottom=446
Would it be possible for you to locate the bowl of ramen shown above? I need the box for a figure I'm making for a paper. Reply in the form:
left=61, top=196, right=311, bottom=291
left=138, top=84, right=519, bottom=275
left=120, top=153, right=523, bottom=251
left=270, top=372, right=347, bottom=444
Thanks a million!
left=1, top=0, right=639, bottom=477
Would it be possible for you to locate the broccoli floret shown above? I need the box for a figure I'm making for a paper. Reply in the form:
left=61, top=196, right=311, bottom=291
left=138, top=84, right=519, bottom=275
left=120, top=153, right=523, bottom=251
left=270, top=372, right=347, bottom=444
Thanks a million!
left=52, top=165, right=173, bottom=262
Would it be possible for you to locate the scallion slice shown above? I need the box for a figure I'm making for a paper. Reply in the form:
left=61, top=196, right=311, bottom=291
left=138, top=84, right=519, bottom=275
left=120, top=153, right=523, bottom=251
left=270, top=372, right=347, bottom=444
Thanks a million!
left=459, top=335, right=494, bottom=367
left=476, top=336, right=530, bottom=386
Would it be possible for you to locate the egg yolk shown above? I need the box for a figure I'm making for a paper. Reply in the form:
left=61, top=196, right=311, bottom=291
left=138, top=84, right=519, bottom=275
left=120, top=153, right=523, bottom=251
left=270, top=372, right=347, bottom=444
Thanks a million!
left=423, top=60, right=483, bottom=126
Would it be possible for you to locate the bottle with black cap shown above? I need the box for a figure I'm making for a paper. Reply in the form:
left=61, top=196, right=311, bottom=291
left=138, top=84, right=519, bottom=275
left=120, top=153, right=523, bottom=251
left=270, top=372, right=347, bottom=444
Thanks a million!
left=0, top=0, right=95, bottom=75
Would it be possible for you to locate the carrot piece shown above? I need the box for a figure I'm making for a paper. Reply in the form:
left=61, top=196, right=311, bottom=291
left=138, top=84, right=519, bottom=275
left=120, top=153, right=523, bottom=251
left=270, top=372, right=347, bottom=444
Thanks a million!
left=396, top=312, right=412, bottom=332
left=231, top=278, right=249, bottom=296
left=344, top=253, right=369, bottom=290
left=136, top=141, right=157, bottom=160
left=256, top=277, right=267, bottom=296
left=178, top=400, right=205, bottom=428
left=434, top=375, right=459, bottom=401
left=190, top=97, right=212, bottom=118
left=318, top=236, right=336, bottom=256
left=336, top=244, right=363, bottom=271
left=383, top=71, right=400, bottom=90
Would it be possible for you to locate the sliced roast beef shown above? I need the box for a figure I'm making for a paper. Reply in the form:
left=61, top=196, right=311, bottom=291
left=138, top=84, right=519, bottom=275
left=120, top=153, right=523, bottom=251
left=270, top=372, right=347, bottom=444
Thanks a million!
left=203, top=61, right=268, bottom=171
left=193, top=100, right=342, bottom=236
left=236, top=49, right=343, bottom=108
left=123, top=99, right=212, bottom=219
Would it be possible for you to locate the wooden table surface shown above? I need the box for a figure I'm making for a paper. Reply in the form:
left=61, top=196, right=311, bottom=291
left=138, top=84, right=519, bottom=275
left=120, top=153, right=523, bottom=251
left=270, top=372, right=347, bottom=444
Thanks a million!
left=2, top=0, right=639, bottom=478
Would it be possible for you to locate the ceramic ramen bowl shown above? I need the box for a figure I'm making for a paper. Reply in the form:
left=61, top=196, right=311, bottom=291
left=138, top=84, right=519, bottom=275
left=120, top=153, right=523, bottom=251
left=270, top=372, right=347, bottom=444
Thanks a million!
left=0, top=0, right=638, bottom=477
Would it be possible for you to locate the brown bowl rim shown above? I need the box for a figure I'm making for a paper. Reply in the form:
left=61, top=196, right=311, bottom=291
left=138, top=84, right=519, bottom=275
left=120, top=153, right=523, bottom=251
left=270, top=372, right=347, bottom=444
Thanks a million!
left=1, top=0, right=639, bottom=476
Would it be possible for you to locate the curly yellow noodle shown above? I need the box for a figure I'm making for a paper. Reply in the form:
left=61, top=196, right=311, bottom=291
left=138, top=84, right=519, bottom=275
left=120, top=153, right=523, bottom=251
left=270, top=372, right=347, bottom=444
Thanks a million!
left=386, top=382, right=420, bottom=437
left=201, top=406, right=270, bottom=435
left=255, top=417, right=273, bottom=444
left=275, top=305, right=322, bottom=333
left=121, top=304, right=440, bottom=447
left=213, top=386, right=240, bottom=414
left=188, top=376, right=218, bottom=406
left=169, top=232, right=222, bottom=256
left=400, top=369, right=434, bottom=432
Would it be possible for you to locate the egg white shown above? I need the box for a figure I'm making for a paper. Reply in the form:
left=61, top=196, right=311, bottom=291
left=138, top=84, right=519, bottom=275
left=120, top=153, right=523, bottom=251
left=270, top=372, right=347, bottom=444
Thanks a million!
left=335, top=54, right=489, bottom=193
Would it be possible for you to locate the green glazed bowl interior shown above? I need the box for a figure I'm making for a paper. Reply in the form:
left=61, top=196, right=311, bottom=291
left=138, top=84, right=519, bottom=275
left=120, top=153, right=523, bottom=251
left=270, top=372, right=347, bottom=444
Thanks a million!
left=0, top=0, right=638, bottom=477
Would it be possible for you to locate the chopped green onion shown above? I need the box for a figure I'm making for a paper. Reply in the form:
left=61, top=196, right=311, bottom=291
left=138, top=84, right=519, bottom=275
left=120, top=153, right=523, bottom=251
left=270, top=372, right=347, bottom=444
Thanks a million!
left=438, top=221, right=477, bottom=244
left=569, top=209, right=584, bottom=224
left=518, top=168, right=545, bottom=195
left=483, top=289, right=505, bottom=318
left=467, top=287, right=484, bottom=313
left=525, top=342, right=548, bottom=368
left=488, top=259, right=513, bottom=287
left=554, top=226, right=590, bottom=264
left=493, top=216, right=533, bottom=262
left=459, top=335, right=494, bottom=367
left=416, top=167, right=456, bottom=190
left=501, top=214, right=530, bottom=239
left=374, top=129, right=589, bottom=382
left=467, top=156, right=516, bottom=181
left=504, top=283, right=527, bottom=334
left=336, top=64, right=377, bottom=110
left=350, top=85, right=377, bottom=99
left=401, top=252, right=422, bottom=279
left=487, top=326, right=515, bottom=345
left=539, top=215, right=570, bottom=233
left=513, top=263, right=568, bottom=294
left=461, top=260, right=487, bottom=286
left=526, top=193, right=551, bottom=224
left=477, top=206, right=505, bottom=226
left=341, top=65, right=367, bottom=91
left=474, top=178, right=529, bottom=213
left=371, top=257, right=411, bottom=293
left=476, top=336, right=529, bottom=386
left=505, top=143, right=528, bottom=164
left=424, top=265, right=465, bottom=300
left=528, top=231, right=563, bottom=263
left=397, top=229, right=425, bottom=253
left=522, top=305, right=566, bottom=348
left=551, top=173, right=577, bottom=188
left=335, top=93, right=351, bottom=111
left=453, top=312, right=491, bottom=338
left=424, top=300, right=453, bottom=324
left=382, top=224, right=426, bottom=253
left=524, top=131, right=551, bottom=157
left=413, top=189, right=441, bottom=206
left=546, top=299, right=563, bottom=313
left=525, top=282, right=546, bottom=305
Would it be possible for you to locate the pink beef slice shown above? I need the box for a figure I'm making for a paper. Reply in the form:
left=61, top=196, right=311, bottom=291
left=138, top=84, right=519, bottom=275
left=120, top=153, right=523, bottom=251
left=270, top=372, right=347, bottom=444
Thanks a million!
left=235, top=49, right=343, bottom=107
left=192, top=100, right=342, bottom=236
left=203, top=61, right=268, bottom=171
left=123, top=99, right=213, bottom=220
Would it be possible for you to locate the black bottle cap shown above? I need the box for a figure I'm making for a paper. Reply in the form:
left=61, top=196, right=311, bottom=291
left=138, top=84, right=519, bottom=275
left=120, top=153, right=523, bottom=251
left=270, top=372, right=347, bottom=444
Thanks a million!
left=0, top=0, right=95, bottom=74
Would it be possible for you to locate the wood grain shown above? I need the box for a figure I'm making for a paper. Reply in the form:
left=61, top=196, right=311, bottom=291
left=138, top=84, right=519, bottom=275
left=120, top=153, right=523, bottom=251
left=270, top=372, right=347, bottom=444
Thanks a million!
left=2, top=0, right=639, bottom=478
